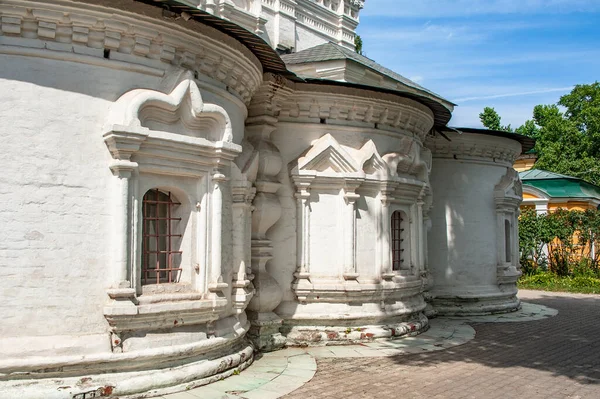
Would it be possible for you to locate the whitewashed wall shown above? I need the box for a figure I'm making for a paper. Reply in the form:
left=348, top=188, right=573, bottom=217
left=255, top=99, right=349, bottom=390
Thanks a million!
left=0, top=55, right=157, bottom=345
left=426, top=131, right=523, bottom=315
left=0, top=1, right=262, bottom=397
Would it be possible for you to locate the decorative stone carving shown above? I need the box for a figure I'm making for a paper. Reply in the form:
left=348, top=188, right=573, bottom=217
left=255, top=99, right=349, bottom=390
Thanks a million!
left=495, top=167, right=523, bottom=285
left=102, top=75, right=242, bottom=336
left=244, top=74, right=294, bottom=351
left=279, top=85, right=435, bottom=140
left=230, top=142, right=260, bottom=315
left=288, top=133, right=429, bottom=301
left=425, top=131, right=521, bottom=166
left=0, top=1, right=262, bottom=103
left=349, top=0, right=365, bottom=9
left=495, top=167, right=523, bottom=208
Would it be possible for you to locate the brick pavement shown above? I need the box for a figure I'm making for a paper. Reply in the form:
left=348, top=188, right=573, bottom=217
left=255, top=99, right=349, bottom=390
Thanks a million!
left=283, top=290, right=600, bottom=399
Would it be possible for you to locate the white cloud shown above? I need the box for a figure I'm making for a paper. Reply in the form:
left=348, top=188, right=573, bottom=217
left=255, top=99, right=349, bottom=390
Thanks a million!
left=361, top=0, right=600, bottom=18
left=454, top=86, right=573, bottom=102
left=361, top=24, right=485, bottom=45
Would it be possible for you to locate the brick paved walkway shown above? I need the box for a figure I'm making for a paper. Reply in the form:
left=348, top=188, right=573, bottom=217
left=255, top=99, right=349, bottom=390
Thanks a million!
left=284, top=290, right=600, bottom=399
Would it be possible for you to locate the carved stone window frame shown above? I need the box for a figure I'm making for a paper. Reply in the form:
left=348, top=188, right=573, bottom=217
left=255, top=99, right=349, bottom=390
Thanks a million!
left=494, top=167, right=523, bottom=283
left=101, top=76, right=241, bottom=337
left=289, top=134, right=429, bottom=302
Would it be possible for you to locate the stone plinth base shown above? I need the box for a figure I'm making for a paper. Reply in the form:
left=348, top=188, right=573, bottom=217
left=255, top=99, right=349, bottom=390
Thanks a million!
left=0, top=341, right=253, bottom=399
left=247, top=311, right=286, bottom=352
left=429, top=290, right=521, bottom=316
left=282, top=312, right=429, bottom=346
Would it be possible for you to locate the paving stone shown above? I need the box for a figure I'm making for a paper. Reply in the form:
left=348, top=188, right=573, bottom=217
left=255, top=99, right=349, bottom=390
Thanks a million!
left=284, top=290, right=600, bottom=399
left=163, top=291, right=600, bottom=399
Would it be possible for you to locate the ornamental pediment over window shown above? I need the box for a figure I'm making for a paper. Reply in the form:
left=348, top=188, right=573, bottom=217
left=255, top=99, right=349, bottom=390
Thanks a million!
left=495, top=167, right=523, bottom=206
left=290, top=134, right=362, bottom=177
left=103, top=72, right=240, bottom=173
left=289, top=133, right=431, bottom=185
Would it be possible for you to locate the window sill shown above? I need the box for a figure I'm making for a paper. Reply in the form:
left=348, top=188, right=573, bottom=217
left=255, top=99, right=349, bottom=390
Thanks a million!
left=104, top=291, right=228, bottom=332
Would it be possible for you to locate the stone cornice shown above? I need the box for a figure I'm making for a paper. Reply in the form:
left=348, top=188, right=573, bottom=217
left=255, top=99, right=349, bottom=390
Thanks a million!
left=247, top=73, right=295, bottom=122
left=277, top=83, right=436, bottom=140
left=425, top=131, right=522, bottom=166
left=0, top=0, right=263, bottom=103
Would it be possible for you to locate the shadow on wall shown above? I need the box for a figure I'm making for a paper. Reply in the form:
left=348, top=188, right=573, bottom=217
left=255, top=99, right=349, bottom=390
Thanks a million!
left=427, top=171, right=468, bottom=285
left=390, top=293, right=600, bottom=384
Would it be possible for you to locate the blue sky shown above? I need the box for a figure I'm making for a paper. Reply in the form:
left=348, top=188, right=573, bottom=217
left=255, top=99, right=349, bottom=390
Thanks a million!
left=357, top=0, right=600, bottom=128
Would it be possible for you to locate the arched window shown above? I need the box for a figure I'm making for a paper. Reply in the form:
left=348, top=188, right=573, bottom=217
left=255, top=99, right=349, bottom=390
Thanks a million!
left=391, top=211, right=406, bottom=271
left=142, top=189, right=182, bottom=285
left=504, top=219, right=511, bottom=263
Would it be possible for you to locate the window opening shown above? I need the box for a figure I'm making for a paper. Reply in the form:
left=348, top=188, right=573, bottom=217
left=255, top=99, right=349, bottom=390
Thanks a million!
left=504, top=219, right=511, bottom=263
left=142, top=189, right=182, bottom=284
left=391, top=211, right=405, bottom=271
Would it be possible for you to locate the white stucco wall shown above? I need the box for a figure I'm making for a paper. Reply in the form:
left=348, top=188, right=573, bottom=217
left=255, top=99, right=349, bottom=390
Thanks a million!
left=428, top=160, right=504, bottom=291
left=0, top=2, right=266, bottom=395
left=0, top=55, right=160, bottom=339
left=426, top=131, right=523, bottom=315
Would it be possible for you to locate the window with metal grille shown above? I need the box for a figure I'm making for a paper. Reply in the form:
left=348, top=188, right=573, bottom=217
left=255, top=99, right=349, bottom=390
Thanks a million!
left=391, top=210, right=405, bottom=271
left=142, top=189, right=182, bottom=285
left=504, top=219, right=511, bottom=263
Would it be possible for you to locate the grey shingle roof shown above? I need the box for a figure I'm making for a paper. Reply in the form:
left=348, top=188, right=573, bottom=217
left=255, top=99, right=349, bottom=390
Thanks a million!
left=281, top=42, right=448, bottom=102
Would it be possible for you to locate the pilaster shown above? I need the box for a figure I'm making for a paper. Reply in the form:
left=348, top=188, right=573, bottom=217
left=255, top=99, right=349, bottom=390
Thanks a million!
left=293, top=177, right=314, bottom=294
left=208, top=168, right=229, bottom=299
left=231, top=181, right=256, bottom=315
left=343, top=185, right=360, bottom=287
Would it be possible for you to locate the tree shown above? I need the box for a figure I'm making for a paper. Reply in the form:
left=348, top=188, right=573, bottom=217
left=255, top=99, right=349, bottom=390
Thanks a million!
left=479, top=106, right=512, bottom=132
left=482, top=82, right=600, bottom=185
left=354, top=35, right=363, bottom=55
left=514, top=119, right=539, bottom=140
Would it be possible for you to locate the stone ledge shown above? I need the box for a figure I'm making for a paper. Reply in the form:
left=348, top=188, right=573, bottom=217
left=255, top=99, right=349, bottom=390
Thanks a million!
left=0, top=343, right=254, bottom=399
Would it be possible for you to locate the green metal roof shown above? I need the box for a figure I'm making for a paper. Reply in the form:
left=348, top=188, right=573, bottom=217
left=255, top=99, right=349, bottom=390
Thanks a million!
left=281, top=42, right=451, bottom=104
left=520, top=170, right=600, bottom=200
left=520, top=170, right=576, bottom=180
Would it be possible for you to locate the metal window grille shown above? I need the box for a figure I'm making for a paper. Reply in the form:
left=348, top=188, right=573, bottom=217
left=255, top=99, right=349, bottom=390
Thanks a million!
left=142, top=189, right=182, bottom=285
left=391, top=211, right=405, bottom=271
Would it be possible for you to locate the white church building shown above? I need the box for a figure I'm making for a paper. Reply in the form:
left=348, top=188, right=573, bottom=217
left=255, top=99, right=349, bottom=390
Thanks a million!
left=0, top=0, right=533, bottom=397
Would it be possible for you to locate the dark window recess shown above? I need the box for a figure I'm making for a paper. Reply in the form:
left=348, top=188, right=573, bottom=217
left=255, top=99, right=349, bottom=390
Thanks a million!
left=391, top=211, right=405, bottom=271
left=142, top=189, right=182, bottom=285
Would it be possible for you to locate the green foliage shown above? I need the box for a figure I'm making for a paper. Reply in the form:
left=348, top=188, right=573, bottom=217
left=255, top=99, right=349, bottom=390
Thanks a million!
left=479, top=107, right=512, bottom=131
left=354, top=35, right=363, bottom=55
left=483, top=82, right=600, bottom=185
left=519, top=271, right=600, bottom=294
left=514, top=119, right=540, bottom=139
left=519, top=208, right=600, bottom=292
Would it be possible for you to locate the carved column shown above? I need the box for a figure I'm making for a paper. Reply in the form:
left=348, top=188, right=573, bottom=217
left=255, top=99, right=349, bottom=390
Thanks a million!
left=208, top=168, right=229, bottom=299
left=103, top=130, right=147, bottom=314
left=416, top=199, right=425, bottom=274
left=231, top=181, right=256, bottom=315
left=245, top=74, right=293, bottom=351
left=380, top=185, right=394, bottom=280
left=292, top=176, right=313, bottom=295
